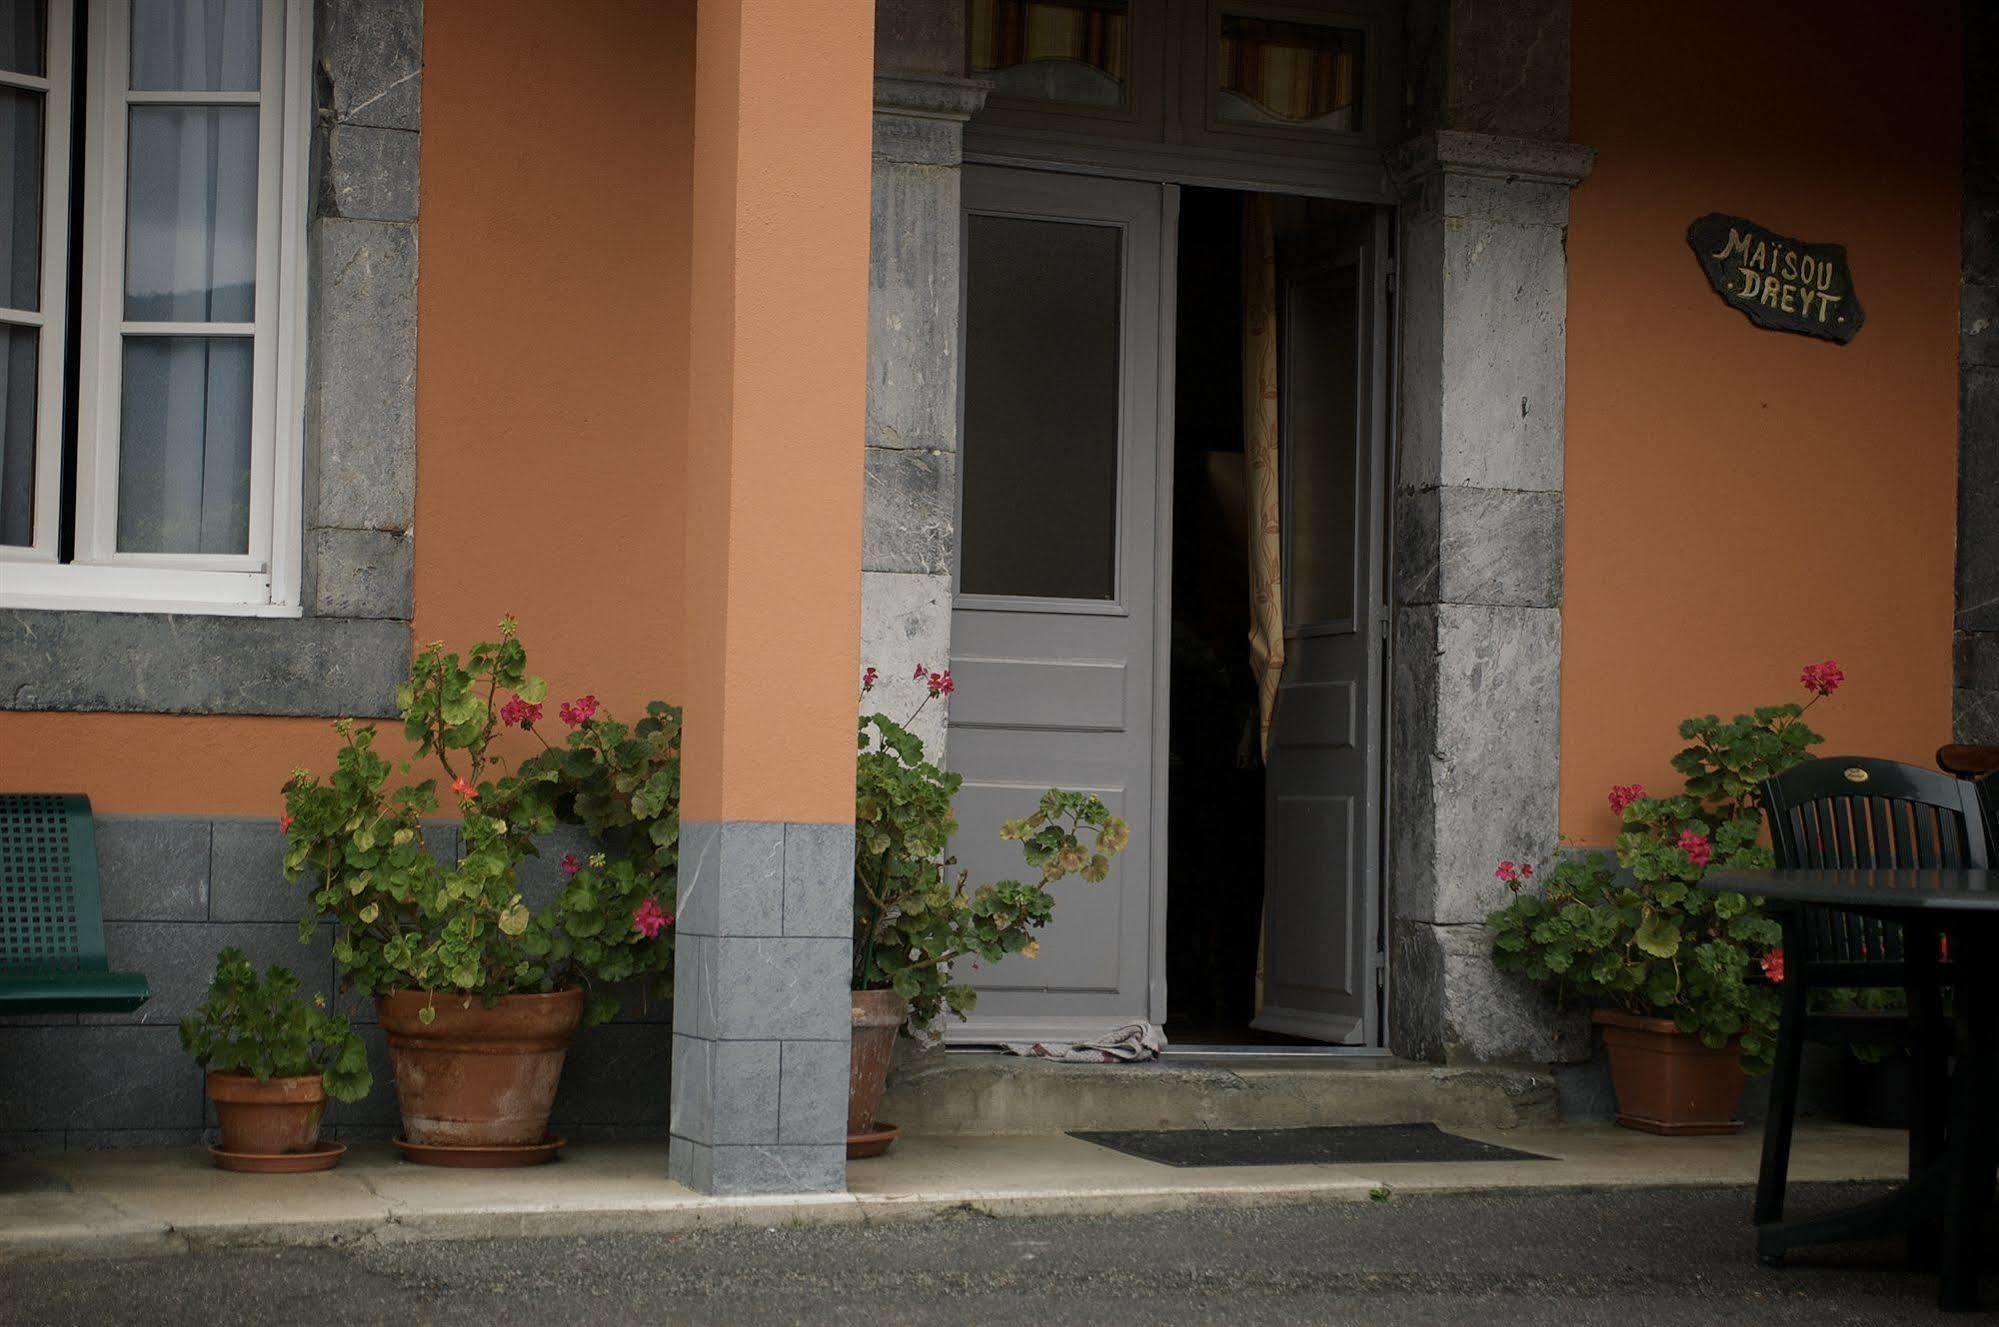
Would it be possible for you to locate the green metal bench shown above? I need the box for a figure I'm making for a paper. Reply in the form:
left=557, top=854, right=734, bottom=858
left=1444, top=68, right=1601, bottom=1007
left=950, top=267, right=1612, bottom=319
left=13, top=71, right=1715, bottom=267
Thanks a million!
left=0, top=794, right=149, bottom=1014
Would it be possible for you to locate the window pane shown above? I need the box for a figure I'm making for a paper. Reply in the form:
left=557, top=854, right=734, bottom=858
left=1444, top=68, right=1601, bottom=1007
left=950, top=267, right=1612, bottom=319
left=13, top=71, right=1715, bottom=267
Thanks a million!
left=0, top=0, right=44, bottom=77
left=970, top=0, right=1127, bottom=108
left=1217, top=14, right=1364, bottom=131
left=130, top=0, right=260, bottom=91
left=116, top=336, right=252, bottom=554
left=125, top=105, right=258, bottom=322
left=1283, top=263, right=1359, bottom=625
left=0, top=324, right=34, bottom=545
left=960, top=214, right=1120, bottom=601
left=0, top=86, right=39, bottom=311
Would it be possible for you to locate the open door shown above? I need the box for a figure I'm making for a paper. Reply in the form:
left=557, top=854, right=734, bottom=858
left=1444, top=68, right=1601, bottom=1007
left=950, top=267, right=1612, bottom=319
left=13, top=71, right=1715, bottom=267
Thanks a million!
left=944, top=165, right=1167, bottom=1042
left=1252, top=211, right=1389, bottom=1044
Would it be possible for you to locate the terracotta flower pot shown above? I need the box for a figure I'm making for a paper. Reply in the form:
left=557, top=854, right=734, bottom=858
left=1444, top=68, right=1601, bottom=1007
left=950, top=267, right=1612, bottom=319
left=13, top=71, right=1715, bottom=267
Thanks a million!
left=376, top=988, right=584, bottom=1161
left=206, top=1070, right=327, bottom=1158
left=1593, top=1008, right=1746, bottom=1135
left=848, top=989, right=906, bottom=1158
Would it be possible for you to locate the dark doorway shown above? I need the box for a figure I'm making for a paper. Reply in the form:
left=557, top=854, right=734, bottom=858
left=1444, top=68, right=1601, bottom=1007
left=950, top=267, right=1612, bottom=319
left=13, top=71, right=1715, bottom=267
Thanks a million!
left=1164, top=186, right=1385, bottom=1048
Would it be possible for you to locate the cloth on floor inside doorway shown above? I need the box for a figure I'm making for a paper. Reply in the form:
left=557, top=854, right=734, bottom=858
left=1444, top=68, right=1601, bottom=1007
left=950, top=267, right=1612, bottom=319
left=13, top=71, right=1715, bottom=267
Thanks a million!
left=1001, top=1021, right=1167, bottom=1063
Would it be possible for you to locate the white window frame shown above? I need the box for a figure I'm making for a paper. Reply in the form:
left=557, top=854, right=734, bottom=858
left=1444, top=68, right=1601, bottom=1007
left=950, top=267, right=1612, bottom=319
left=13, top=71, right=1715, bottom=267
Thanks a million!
left=0, top=0, right=309, bottom=617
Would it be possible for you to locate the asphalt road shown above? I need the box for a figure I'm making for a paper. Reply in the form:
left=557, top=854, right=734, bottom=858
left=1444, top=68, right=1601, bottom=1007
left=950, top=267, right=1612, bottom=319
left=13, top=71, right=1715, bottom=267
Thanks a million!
left=0, top=1183, right=1972, bottom=1326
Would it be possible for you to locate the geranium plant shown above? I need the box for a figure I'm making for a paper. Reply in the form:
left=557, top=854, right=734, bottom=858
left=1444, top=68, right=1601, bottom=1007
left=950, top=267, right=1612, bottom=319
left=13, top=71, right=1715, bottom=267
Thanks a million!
left=1486, top=661, right=1846, bottom=1073
left=853, top=666, right=1131, bottom=1029
left=281, top=620, right=678, bottom=1027
left=179, top=948, right=372, bottom=1101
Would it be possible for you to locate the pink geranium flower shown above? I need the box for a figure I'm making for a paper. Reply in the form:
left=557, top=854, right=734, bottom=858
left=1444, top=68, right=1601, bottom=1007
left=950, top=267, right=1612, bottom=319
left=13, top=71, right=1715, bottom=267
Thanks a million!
left=1800, top=660, right=1844, bottom=697
left=558, top=695, right=599, bottom=727
left=912, top=662, right=928, bottom=680
left=1495, top=860, right=1520, bottom=884
left=1677, top=829, right=1712, bottom=868
left=561, top=854, right=583, bottom=877
left=861, top=667, right=879, bottom=693
left=499, top=695, right=543, bottom=729
left=1607, top=784, right=1645, bottom=816
left=926, top=670, right=955, bottom=699
left=632, top=898, right=671, bottom=939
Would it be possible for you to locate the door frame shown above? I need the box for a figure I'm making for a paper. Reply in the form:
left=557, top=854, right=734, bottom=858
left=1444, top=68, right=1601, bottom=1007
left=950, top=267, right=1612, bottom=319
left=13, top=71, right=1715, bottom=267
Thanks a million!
left=957, top=157, right=1399, bottom=1052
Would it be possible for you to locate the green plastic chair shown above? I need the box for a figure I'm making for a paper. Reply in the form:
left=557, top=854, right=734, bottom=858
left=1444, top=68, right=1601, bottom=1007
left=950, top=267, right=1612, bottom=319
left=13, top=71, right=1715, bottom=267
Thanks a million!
left=0, top=794, right=149, bottom=1014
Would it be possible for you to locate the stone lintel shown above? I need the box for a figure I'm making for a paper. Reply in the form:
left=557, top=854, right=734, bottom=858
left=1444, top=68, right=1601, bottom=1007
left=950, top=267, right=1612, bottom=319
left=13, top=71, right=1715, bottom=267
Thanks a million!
left=1390, top=129, right=1597, bottom=193
left=874, top=74, right=991, bottom=122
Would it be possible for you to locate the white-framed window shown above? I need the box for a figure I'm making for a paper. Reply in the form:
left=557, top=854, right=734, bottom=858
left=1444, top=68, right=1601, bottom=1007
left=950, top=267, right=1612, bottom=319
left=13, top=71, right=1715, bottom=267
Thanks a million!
left=0, top=0, right=308, bottom=616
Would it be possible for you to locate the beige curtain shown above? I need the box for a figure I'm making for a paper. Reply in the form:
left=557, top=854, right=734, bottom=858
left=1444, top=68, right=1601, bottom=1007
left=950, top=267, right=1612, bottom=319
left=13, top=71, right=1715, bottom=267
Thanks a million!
left=1243, top=194, right=1283, bottom=758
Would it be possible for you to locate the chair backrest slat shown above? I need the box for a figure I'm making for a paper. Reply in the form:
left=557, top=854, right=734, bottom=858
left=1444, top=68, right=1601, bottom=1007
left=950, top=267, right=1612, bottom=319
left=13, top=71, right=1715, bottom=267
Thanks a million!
left=1760, top=757, right=1990, bottom=966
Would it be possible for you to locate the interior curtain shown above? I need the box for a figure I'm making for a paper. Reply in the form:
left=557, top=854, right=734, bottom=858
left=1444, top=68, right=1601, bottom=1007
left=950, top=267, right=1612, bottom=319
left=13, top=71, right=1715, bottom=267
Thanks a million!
left=1243, top=193, right=1283, bottom=758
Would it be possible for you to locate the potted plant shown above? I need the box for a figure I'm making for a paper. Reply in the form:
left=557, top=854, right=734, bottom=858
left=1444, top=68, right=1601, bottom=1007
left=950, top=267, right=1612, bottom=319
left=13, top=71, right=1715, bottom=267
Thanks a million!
left=848, top=666, right=1130, bottom=1156
left=179, top=948, right=372, bottom=1172
left=1487, top=662, right=1842, bottom=1134
left=281, top=620, right=679, bottom=1166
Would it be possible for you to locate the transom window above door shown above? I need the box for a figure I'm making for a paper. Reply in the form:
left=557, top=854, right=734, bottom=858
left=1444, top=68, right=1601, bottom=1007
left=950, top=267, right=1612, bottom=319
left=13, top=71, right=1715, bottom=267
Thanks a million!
left=0, top=0, right=309, bottom=615
left=966, top=0, right=1392, bottom=158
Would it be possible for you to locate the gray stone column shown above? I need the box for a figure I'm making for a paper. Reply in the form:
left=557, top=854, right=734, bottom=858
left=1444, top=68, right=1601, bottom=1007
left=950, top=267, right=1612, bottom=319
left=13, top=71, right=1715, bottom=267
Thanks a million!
left=1386, top=125, right=1592, bottom=1063
left=1956, top=8, right=1999, bottom=739
left=861, top=0, right=987, bottom=757
left=667, top=821, right=855, bottom=1194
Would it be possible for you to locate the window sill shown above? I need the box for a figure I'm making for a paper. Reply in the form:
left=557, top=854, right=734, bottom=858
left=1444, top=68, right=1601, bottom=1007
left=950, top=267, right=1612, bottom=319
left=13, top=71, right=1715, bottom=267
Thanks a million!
left=0, top=560, right=298, bottom=616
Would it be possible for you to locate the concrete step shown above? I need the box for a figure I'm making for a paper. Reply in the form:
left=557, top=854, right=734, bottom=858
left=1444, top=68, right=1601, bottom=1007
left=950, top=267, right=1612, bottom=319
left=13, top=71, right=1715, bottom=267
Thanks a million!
left=878, top=1052, right=1560, bottom=1135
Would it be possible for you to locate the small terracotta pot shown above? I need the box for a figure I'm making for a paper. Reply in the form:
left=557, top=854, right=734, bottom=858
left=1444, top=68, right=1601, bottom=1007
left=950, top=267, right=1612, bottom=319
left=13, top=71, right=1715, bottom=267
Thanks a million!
left=376, top=988, right=584, bottom=1155
left=1593, top=1008, right=1747, bottom=1136
left=848, top=989, right=906, bottom=1152
left=206, top=1070, right=326, bottom=1156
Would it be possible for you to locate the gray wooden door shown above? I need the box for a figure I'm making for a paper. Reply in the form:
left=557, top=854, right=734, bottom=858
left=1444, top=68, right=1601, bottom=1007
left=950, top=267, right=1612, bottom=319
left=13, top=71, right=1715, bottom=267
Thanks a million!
left=945, top=165, right=1165, bottom=1043
left=1253, top=212, right=1389, bottom=1044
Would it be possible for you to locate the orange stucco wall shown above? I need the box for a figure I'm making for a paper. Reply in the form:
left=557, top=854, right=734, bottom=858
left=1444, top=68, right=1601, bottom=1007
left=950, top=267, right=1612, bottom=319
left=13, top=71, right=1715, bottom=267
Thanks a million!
left=678, top=0, right=873, bottom=824
left=0, top=0, right=696, bottom=812
left=1560, top=0, right=1962, bottom=843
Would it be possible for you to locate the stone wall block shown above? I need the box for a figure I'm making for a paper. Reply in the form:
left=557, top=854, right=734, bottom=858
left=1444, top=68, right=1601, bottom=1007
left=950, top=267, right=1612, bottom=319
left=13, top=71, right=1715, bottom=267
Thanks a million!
left=307, top=218, right=418, bottom=533
left=1395, top=487, right=1563, bottom=608
left=308, top=528, right=414, bottom=620
left=90, top=921, right=334, bottom=1028
left=859, top=570, right=951, bottom=757
left=783, top=822, right=855, bottom=939
left=1391, top=603, right=1561, bottom=926
left=0, top=613, right=410, bottom=716
left=550, top=1023, right=672, bottom=1129
left=872, top=114, right=964, bottom=167
left=863, top=446, right=956, bottom=575
left=869, top=159, right=962, bottom=453
left=95, top=816, right=209, bottom=921
left=317, top=123, right=419, bottom=223
left=1960, top=367, right=1999, bottom=632
left=1964, top=283, right=1999, bottom=369
left=778, top=1039, right=850, bottom=1145
left=706, top=937, right=851, bottom=1041
left=315, top=0, right=422, bottom=131
left=707, top=1041, right=782, bottom=1144
left=0, top=1027, right=200, bottom=1132
left=1390, top=919, right=1588, bottom=1065
left=210, top=819, right=301, bottom=922
left=1436, top=219, right=1569, bottom=492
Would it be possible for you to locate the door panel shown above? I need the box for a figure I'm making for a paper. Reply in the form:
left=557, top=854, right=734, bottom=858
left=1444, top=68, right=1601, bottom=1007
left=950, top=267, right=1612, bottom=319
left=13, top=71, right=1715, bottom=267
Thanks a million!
left=947, top=165, right=1164, bottom=1042
left=1254, top=210, right=1388, bottom=1044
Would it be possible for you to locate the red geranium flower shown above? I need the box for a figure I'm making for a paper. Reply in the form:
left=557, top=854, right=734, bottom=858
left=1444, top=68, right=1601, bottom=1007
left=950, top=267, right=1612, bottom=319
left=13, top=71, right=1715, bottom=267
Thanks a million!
left=1608, top=784, right=1645, bottom=816
left=632, top=898, right=671, bottom=939
left=1760, top=949, right=1785, bottom=984
left=1677, top=829, right=1712, bottom=868
left=1800, top=660, right=1844, bottom=697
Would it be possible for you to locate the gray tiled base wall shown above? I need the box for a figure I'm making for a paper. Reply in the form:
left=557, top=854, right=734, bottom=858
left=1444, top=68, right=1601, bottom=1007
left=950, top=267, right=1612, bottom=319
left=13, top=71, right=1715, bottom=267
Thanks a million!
left=0, top=816, right=671, bottom=1152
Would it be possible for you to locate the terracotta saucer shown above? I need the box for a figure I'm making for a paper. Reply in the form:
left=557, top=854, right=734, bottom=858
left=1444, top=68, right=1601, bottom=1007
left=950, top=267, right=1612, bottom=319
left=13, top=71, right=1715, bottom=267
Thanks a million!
left=846, top=1121, right=900, bottom=1160
left=393, top=1134, right=566, bottom=1168
left=208, top=1141, right=347, bottom=1174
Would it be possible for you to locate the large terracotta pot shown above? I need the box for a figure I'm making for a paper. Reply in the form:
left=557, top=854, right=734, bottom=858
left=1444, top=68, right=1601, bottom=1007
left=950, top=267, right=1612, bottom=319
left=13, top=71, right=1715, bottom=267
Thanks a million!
left=848, top=989, right=906, bottom=1158
left=1593, top=1008, right=1746, bottom=1136
left=376, top=988, right=584, bottom=1157
left=207, top=1070, right=326, bottom=1156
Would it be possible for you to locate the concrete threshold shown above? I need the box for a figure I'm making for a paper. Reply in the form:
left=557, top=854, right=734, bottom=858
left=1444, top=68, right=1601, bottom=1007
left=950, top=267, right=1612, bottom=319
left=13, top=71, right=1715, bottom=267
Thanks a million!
left=0, top=1122, right=1904, bottom=1262
left=880, top=1051, right=1562, bottom=1134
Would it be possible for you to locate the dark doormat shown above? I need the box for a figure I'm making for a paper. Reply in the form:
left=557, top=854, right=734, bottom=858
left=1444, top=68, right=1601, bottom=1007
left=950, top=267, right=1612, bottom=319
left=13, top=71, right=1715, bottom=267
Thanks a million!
left=1070, top=1123, right=1552, bottom=1168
